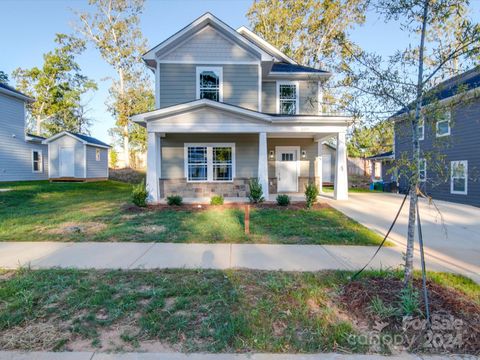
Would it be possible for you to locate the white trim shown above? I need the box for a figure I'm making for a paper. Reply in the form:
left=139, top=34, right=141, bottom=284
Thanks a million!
left=155, top=62, right=160, bottom=108
left=258, top=63, right=262, bottom=112
left=47, top=143, right=51, bottom=178
left=0, top=86, right=34, bottom=102
left=196, top=66, right=223, bottom=102
left=436, top=111, right=451, bottom=138
left=236, top=26, right=297, bottom=64
left=276, top=81, right=299, bottom=115
left=158, top=60, right=260, bottom=65
left=418, top=118, right=424, bottom=141
left=143, top=13, right=272, bottom=62
left=42, top=131, right=110, bottom=149
left=83, top=144, right=87, bottom=179
left=419, top=158, right=426, bottom=182
left=318, top=82, right=322, bottom=114
left=184, top=143, right=236, bottom=183
left=450, top=160, right=468, bottom=195
left=31, top=149, right=43, bottom=173
left=275, top=146, right=300, bottom=192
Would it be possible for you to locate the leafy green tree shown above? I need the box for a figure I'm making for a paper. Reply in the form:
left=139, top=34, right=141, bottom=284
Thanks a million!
left=13, top=34, right=97, bottom=136
left=347, top=121, right=393, bottom=158
left=0, top=71, right=9, bottom=84
left=75, top=0, right=153, bottom=168
left=247, top=0, right=367, bottom=68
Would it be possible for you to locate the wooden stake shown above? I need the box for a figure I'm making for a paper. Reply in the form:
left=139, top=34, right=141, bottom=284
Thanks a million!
left=245, top=204, right=250, bottom=235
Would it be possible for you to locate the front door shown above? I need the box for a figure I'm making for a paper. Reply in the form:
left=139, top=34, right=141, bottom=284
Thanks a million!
left=276, top=147, right=298, bottom=192
left=59, top=147, right=75, bottom=177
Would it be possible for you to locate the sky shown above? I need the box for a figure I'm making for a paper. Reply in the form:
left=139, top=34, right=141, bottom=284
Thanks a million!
left=1, top=0, right=479, bottom=146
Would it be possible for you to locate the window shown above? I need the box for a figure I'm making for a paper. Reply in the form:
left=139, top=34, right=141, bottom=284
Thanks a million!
left=419, top=158, right=426, bottom=182
left=196, top=67, right=223, bottom=102
left=277, top=81, right=298, bottom=115
left=374, top=161, right=382, bottom=180
left=451, top=160, right=467, bottom=195
left=418, top=118, right=424, bottom=140
left=281, top=153, right=294, bottom=161
left=32, top=150, right=42, bottom=173
left=96, top=149, right=101, bottom=161
left=185, top=143, right=235, bottom=182
left=436, top=111, right=451, bottom=137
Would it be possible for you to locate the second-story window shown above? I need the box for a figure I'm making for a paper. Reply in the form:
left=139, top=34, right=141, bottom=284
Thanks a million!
left=196, top=67, right=223, bottom=102
left=436, top=110, right=451, bottom=137
left=277, top=81, right=299, bottom=115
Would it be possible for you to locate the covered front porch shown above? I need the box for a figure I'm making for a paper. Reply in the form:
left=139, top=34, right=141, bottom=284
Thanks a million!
left=131, top=99, right=351, bottom=203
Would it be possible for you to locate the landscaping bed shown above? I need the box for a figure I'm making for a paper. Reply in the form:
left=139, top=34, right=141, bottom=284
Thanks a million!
left=0, top=181, right=385, bottom=245
left=0, top=269, right=477, bottom=354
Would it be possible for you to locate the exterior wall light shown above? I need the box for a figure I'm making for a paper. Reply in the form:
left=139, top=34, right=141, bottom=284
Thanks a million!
left=301, top=150, right=307, bottom=158
left=269, top=150, right=275, bottom=159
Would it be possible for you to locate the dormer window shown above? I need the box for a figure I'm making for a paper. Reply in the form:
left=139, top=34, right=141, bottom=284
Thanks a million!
left=277, top=81, right=299, bottom=115
left=196, top=67, right=223, bottom=102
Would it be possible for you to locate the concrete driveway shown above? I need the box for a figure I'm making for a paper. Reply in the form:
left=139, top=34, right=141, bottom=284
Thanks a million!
left=325, top=192, right=480, bottom=283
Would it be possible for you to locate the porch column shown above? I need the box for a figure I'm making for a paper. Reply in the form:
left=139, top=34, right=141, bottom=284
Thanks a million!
left=334, top=131, right=348, bottom=200
left=146, top=131, right=161, bottom=203
left=258, top=132, right=269, bottom=199
left=315, top=140, right=323, bottom=193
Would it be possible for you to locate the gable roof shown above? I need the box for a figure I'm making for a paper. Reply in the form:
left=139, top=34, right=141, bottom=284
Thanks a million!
left=395, top=66, right=480, bottom=116
left=143, top=13, right=275, bottom=67
left=0, top=83, right=34, bottom=102
left=367, top=151, right=394, bottom=160
left=236, top=26, right=297, bottom=65
left=43, top=131, right=110, bottom=148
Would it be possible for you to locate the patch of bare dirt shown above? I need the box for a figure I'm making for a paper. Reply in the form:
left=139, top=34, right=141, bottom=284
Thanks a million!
left=138, top=225, right=166, bottom=234
left=46, top=221, right=107, bottom=235
left=338, top=276, right=480, bottom=354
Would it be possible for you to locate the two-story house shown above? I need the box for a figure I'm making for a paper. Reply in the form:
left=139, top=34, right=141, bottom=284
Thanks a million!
left=132, top=13, right=352, bottom=203
left=394, top=67, right=480, bottom=207
left=0, top=83, right=48, bottom=182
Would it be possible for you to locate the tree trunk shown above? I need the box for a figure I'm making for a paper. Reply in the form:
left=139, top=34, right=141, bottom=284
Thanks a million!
left=123, top=123, right=130, bottom=168
left=404, top=0, right=429, bottom=286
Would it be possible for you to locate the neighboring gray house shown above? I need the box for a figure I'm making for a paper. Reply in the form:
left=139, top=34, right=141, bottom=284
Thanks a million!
left=394, top=67, right=480, bottom=207
left=367, top=151, right=395, bottom=183
left=43, top=131, right=110, bottom=181
left=0, top=83, right=48, bottom=182
left=132, top=13, right=352, bottom=202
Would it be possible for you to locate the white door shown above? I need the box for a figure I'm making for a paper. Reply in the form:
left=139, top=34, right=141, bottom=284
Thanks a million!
left=322, top=154, right=332, bottom=182
left=59, top=147, right=75, bottom=177
left=277, top=148, right=298, bottom=192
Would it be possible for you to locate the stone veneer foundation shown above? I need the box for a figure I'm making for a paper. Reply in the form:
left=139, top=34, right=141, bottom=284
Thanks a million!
left=160, top=178, right=250, bottom=198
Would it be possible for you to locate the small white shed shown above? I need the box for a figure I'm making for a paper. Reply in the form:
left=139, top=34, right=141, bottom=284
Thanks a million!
left=43, top=131, right=110, bottom=181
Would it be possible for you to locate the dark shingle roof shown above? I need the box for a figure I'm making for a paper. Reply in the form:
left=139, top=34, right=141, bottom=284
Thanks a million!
left=26, top=133, right=46, bottom=140
left=367, top=151, right=394, bottom=160
left=395, top=66, right=480, bottom=116
left=66, top=131, right=110, bottom=147
left=270, top=62, right=329, bottom=74
left=0, top=83, right=33, bottom=101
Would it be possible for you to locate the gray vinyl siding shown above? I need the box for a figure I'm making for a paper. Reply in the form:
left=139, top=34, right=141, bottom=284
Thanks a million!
left=48, top=135, right=85, bottom=179
left=158, top=25, right=258, bottom=63
left=161, top=133, right=259, bottom=179
left=261, top=81, right=319, bottom=115
left=0, top=93, right=48, bottom=182
left=394, top=99, right=480, bottom=207
left=160, top=63, right=259, bottom=111
left=86, top=145, right=108, bottom=178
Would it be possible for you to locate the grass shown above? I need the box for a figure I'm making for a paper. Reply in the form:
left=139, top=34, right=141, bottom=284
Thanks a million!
left=0, top=181, right=385, bottom=245
left=0, top=268, right=477, bottom=353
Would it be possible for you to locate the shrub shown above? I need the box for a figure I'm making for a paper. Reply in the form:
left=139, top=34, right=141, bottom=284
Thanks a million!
left=132, top=180, right=148, bottom=207
left=248, top=178, right=264, bottom=203
left=304, top=183, right=319, bottom=209
left=276, top=194, right=290, bottom=206
left=210, top=195, right=224, bottom=205
left=167, top=195, right=183, bottom=206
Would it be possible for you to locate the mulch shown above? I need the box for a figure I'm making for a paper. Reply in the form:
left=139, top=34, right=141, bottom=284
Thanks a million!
left=122, top=202, right=330, bottom=213
left=338, top=276, right=480, bottom=354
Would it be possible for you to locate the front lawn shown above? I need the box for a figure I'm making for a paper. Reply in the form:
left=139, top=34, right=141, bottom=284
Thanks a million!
left=0, top=181, right=384, bottom=245
left=0, top=269, right=477, bottom=353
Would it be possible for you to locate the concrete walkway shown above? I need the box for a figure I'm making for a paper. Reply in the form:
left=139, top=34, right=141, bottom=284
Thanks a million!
left=324, top=193, right=480, bottom=283
left=0, top=351, right=467, bottom=359
left=0, top=241, right=458, bottom=275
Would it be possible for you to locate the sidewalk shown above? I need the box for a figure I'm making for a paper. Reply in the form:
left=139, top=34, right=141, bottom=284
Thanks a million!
left=0, top=351, right=464, bottom=360
left=0, top=241, right=466, bottom=277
